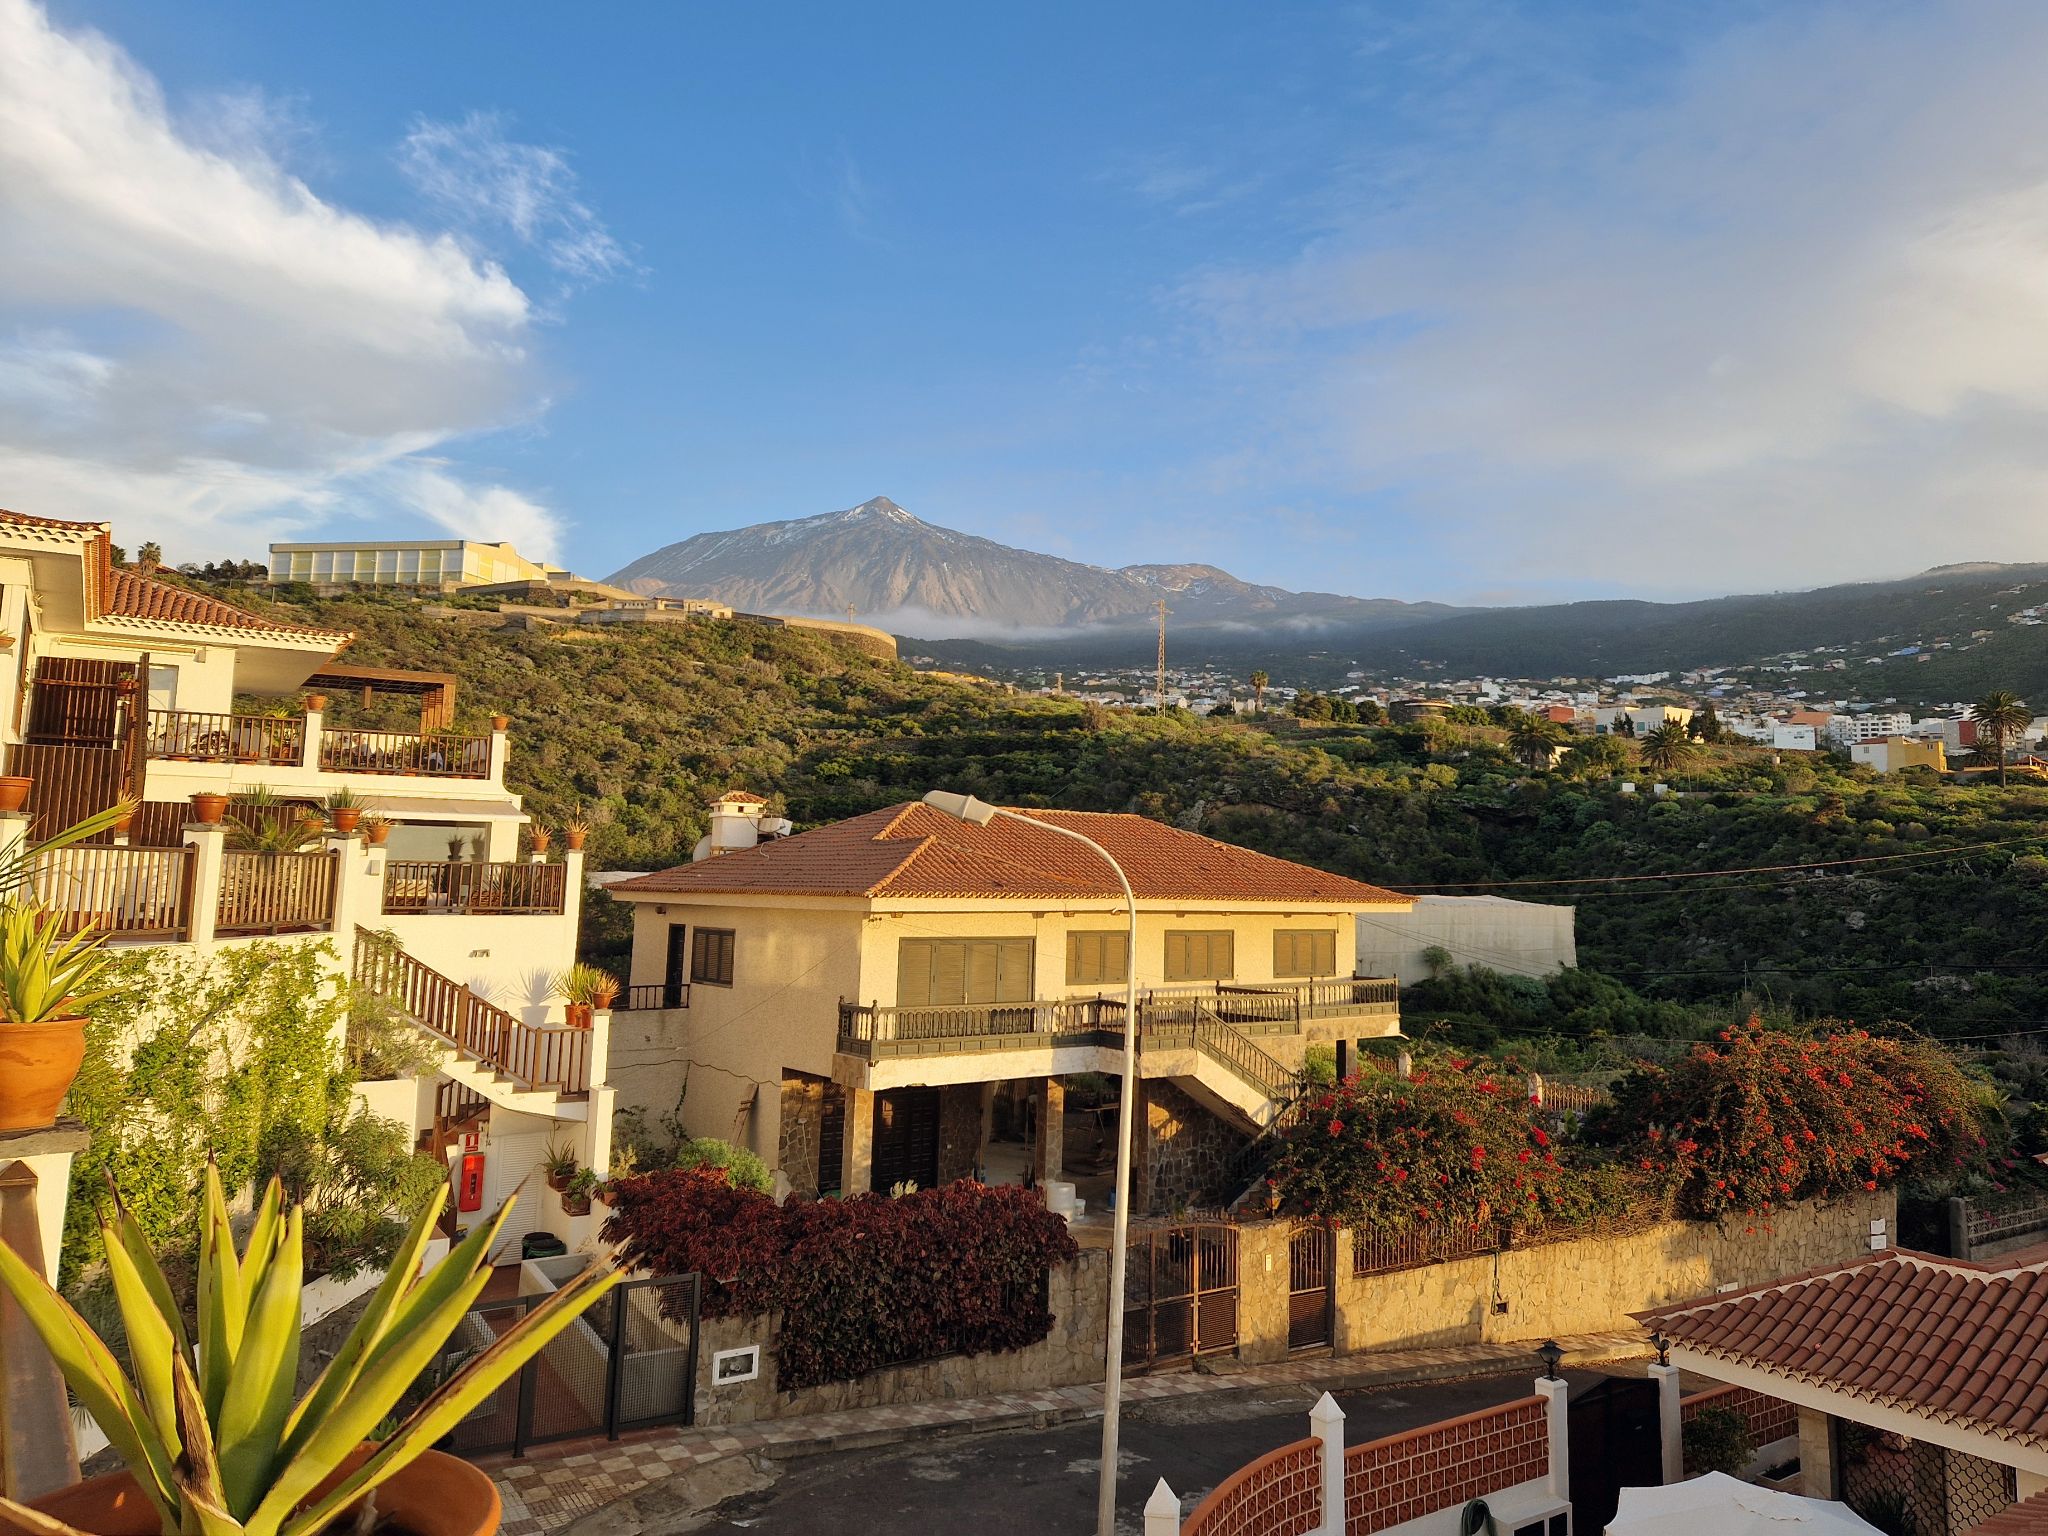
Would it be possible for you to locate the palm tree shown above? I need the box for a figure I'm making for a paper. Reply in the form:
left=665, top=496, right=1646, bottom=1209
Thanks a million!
left=1506, top=713, right=1566, bottom=771
left=1971, top=691, right=2032, bottom=787
left=1249, top=670, right=1269, bottom=717
left=1638, top=720, right=1703, bottom=775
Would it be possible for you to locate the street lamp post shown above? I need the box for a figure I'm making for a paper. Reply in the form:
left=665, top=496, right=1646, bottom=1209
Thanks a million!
left=923, top=791, right=1138, bottom=1536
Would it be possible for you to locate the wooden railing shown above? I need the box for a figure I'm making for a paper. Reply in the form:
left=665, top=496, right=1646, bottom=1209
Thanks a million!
left=27, top=843, right=194, bottom=939
left=838, top=995, right=1124, bottom=1048
left=1193, top=1014, right=1302, bottom=1103
left=354, top=928, right=589, bottom=1095
left=320, top=728, right=491, bottom=779
left=381, top=860, right=567, bottom=915
left=619, top=982, right=691, bottom=1012
left=217, top=849, right=338, bottom=936
left=147, top=709, right=304, bottom=765
left=12, top=742, right=134, bottom=842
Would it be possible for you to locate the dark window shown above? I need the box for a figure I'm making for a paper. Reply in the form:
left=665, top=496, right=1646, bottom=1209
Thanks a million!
left=664, top=924, right=691, bottom=1002
left=1273, top=930, right=1337, bottom=977
left=1165, top=930, right=1234, bottom=981
left=818, top=1090, right=846, bottom=1196
left=1065, top=931, right=1129, bottom=986
left=691, top=927, right=735, bottom=986
left=870, top=1087, right=941, bottom=1192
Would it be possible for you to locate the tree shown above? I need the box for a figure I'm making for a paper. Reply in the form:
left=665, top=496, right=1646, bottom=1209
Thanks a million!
left=1562, top=734, right=1633, bottom=779
left=1249, top=669, right=1269, bottom=716
left=1691, top=702, right=1725, bottom=744
left=1506, top=712, right=1567, bottom=771
left=1971, top=691, right=2032, bottom=787
left=135, top=540, right=162, bottom=572
left=1638, top=720, right=1703, bottom=774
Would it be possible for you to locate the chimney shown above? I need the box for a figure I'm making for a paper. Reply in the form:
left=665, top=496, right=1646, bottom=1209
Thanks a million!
left=695, top=790, right=771, bottom=861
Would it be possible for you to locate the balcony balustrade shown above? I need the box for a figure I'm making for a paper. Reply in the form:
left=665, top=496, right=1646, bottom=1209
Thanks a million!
left=382, top=859, right=568, bottom=916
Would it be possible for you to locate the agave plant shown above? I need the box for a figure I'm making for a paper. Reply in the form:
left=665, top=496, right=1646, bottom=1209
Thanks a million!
left=0, top=899, right=125, bottom=1024
left=0, top=1166, right=618, bottom=1536
left=554, top=963, right=619, bottom=1008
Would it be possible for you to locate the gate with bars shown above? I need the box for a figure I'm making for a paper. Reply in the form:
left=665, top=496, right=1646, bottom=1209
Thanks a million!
left=445, top=1272, right=700, bottom=1458
left=1835, top=1421, right=2017, bottom=1536
left=1121, top=1223, right=1240, bottom=1371
left=1287, top=1222, right=1334, bottom=1351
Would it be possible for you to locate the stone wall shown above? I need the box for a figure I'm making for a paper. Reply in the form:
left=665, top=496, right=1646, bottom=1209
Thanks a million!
left=937, top=1083, right=985, bottom=1186
left=1141, top=1080, right=1249, bottom=1214
left=680, top=1246, right=1109, bottom=1425
left=777, top=1073, right=830, bottom=1198
left=1324, top=1190, right=1894, bottom=1353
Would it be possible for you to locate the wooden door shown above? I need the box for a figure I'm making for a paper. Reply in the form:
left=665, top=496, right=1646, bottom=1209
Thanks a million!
left=870, top=1087, right=941, bottom=1193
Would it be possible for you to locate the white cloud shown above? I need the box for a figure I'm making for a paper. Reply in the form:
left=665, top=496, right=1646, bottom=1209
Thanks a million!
left=1174, top=3, right=2048, bottom=594
left=0, top=0, right=567, bottom=561
left=399, top=111, right=636, bottom=286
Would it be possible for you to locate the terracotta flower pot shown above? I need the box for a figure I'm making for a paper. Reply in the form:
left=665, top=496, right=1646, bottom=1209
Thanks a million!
left=546, top=1168, right=576, bottom=1194
left=529, top=830, right=552, bottom=854
left=564, top=1002, right=593, bottom=1030
left=0, top=776, right=32, bottom=814
left=112, top=809, right=136, bottom=839
left=330, top=807, right=363, bottom=834
left=366, top=821, right=392, bottom=846
left=562, top=1193, right=592, bottom=1217
left=189, top=792, right=228, bottom=825
left=31, top=1445, right=499, bottom=1536
left=564, top=828, right=587, bottom=851
left=0, top=1017, right=87, bottom=1132
left=305, top=693, right=330, bottom=713
left=491, top=714, right=510, bottom=732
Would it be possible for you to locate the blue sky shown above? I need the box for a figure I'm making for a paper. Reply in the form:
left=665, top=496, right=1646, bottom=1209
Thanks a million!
left=8, top=1, right=2048, bottom=605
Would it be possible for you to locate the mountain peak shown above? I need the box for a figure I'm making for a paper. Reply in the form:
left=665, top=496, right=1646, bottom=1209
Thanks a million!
left=841, top=496, right=918, bottom=525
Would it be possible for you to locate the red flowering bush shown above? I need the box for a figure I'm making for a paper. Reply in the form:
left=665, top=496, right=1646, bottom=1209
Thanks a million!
left=601, top=1168, right=1078, bottom=1389
left=1597, top=1021, right=1994, bottom=1219
left=1268, top=1057, right=1569, bottom=1231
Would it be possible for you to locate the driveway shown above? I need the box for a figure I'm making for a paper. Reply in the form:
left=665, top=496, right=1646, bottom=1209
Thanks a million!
left=657, top=1363, right=1680, bottom=1535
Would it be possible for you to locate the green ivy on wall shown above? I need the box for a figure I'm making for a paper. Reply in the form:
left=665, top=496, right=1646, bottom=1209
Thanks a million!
left=63, top=939, right=442, bottom=1289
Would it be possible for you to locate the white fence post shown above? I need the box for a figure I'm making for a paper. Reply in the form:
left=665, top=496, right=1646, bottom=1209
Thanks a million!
left=1312, top=1391, right=1346, bottom=1536
left=1537, top=1375, right=1569, bottom=1502
left=1650, top=1362, right=1683, bottom=1484
left=1144, top=1478, right=1180, bottom=1536
left=182, top=820, right=224, bottom=945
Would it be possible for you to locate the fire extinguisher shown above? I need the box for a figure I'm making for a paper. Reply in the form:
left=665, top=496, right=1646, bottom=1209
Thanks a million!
left=458, top=1132, right=485, bottom=1213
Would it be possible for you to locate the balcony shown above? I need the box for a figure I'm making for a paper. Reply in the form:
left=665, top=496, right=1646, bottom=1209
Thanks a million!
left=317, top=727, right=491, bottom=779
left=616, top=982, right=691, bottom=1012
left=146, top=708, right=304, bottom=766
left=382, top=859, right=567, bottom=915
left=26, top=841, right=339, bottom=941
left=836, top=977, right=1398, bottom=1061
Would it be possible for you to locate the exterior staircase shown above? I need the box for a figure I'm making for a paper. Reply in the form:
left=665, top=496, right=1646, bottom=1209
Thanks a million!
left=354, top=926, right=591, bottom=1121
left=1144, top=1003, right=1307, bottom=1133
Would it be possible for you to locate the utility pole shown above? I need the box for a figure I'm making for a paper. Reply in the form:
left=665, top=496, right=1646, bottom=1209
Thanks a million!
left=1155, top=599, right=1170, bottom=711
left=845, top=603, right=857, bottom=623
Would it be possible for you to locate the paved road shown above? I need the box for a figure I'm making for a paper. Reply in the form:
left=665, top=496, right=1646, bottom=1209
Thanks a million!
left=682, top=1365, right=1665, bottom=1535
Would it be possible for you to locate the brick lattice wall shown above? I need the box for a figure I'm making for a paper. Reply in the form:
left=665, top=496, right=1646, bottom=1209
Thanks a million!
left=1182, top=1438, right=1323, bottom=1536
left=1682, top=1384, right=1798, bottom=1446
left=1342, top=1396, right=1548, bottom=1534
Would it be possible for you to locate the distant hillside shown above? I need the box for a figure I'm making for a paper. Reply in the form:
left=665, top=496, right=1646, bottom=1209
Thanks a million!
left=918, top=563, right=2048, bottom=701
left=604, top=496, right=1455, bottom=636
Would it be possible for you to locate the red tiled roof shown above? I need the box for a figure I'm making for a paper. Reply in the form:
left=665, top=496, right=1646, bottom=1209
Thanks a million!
left=0, top=507, right=106, bottom=533
left=612, top=802, right=1411, bottom=904
left=102, top=568, right=350, bottom=643
left=1968, top=1489, right=2048, bottom=1535
left=1640, top=1249, right=2048, bottom=1447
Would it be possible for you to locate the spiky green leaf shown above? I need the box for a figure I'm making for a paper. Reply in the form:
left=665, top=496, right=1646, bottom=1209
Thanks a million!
left=214, top=1207, right=303, bottom=1519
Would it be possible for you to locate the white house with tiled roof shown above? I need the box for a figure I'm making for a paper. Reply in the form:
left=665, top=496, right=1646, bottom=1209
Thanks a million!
left=1639, top=1246, right=2048, bottom=1534
left=608, top=796, right=1411, bottom=1211
left=0, top=507, right=605, bottom=1256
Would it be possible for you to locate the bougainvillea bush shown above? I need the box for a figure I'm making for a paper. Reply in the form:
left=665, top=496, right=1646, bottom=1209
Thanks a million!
left=601, top=1168, right=1078, bottom=1389
left=1267, top=1057, right=1575, bottom=1232
left=1595, top=1021, right=1995, bottom=1219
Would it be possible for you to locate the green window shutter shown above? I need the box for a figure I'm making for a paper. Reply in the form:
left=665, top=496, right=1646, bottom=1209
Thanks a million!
left=1165, top=931, right=1190, bottom=981
left=899, top=937, right=1030, bottom=1006
left=1167, top=931, right=1233, bottom=981
left=1067, top=932, right=1129, bottom=985
left=1275, top=930, right=1337, bottom=977
left=898, top=939, right=934, bottom=1006
left=1314, top=930, right=1335, bottom=975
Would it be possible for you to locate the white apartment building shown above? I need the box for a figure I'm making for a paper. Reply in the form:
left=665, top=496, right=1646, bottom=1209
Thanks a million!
left=3, top=509, right=609, bottom=1254
left=269, top=537, right=568, bottom=593
left=1827, top=712, right=1913, bottom=746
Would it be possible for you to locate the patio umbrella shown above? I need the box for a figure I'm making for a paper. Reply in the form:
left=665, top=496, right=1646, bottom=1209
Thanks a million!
left=1606, top=1472, right=1885, bottom=1536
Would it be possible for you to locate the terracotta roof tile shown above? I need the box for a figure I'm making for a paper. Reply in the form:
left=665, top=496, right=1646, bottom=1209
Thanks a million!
left=102, top=569, right=350, bottom=642
left=612, top=802, right=1412, bottom=905
left=1965, top=1488, right=2048, bottom=1535
left=1641, top=1249, right=2048, bottom=1448
left=0, top=507, right=105, bottom=533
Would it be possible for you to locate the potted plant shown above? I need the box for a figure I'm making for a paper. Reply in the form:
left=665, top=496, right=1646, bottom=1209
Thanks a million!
left=561, top=1167, right=600, bottom=1217
left=563, top=818, right=590, bottom=852
left=0, top=775, right=31, bottom=814
left=189, top=791, right=228, bottom=825
left=528, top=825, right=552, bottom=856
left=305, top=691, right=330, bottom=713
left=0, top=900, right=123, bottom=1132
left=490, top=713, right=510, bottom=732
left=361, top=812, right=392, bottom=847
left=555, top=964, right=618, bottom=1030
left=0, top=1166, right=618, bottom=1536
left=542, top=1139, right=579, bottom=1194
left=325, top=785, right=366, bottom=834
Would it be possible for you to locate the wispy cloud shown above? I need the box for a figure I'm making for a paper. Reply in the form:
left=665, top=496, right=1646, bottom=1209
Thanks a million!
left=1168, top=1, right=2048, bottom=595
left=400, top=110, right=638, bottom=286
left=0, top=0, right=571, bottom=561
left=828, top=147, right=887, bottom=245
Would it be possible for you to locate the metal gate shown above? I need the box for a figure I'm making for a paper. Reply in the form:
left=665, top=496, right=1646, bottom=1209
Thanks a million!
left=1567, top=1376, right=1662, bottom=1535
left=1287, top=1222, right=1333, bottom=1351
left=1122, top=1224, right=1239, bottom=1371
left=1836, top=1421, right=2016, bottom=1536
left=446, top=1273, right=700, bottom=1458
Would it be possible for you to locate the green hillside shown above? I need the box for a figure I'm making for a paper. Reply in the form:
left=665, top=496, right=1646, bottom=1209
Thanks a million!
left=214, top=584, right=2048, bottom=1056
